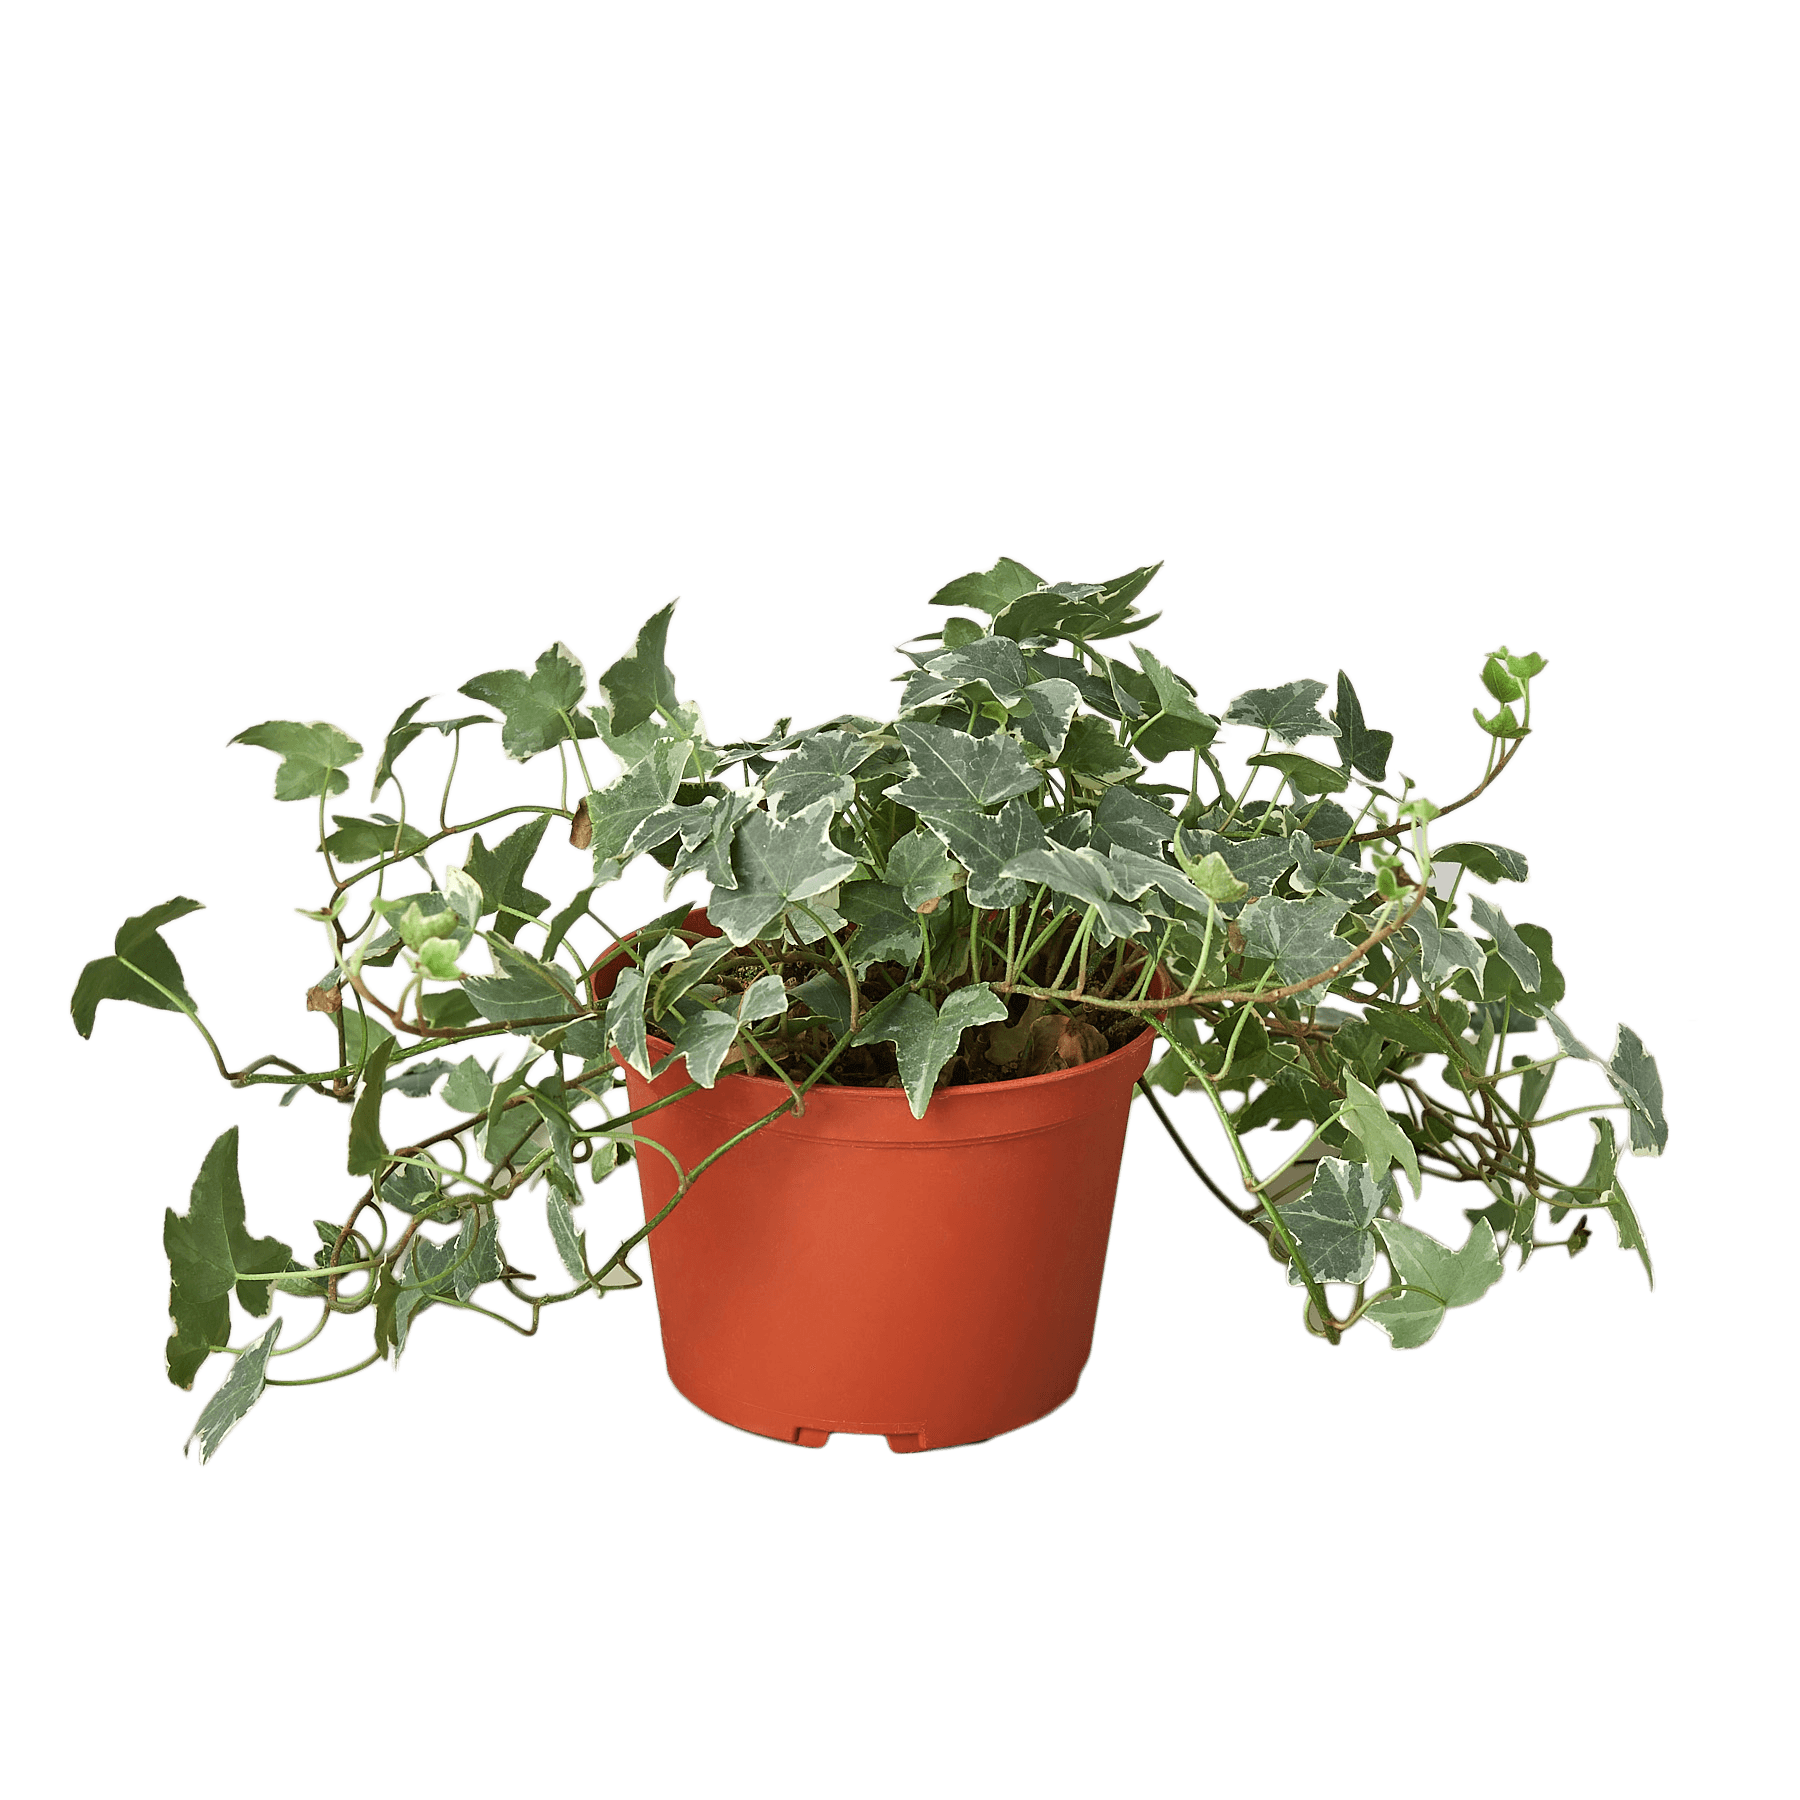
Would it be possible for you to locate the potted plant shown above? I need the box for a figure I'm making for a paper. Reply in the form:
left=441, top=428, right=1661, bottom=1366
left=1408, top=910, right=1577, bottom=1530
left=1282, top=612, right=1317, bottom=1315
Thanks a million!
left=71, top=558, right=1667, bottom=1459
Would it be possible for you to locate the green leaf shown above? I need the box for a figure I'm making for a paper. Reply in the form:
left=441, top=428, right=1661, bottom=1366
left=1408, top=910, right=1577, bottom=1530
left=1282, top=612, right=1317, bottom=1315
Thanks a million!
left=1480, top=653, right=1524, bottom=703
left=324, top=814, right=429, bottom=864
left=605, top=967, right=652, bottom=1077
left=367, top=687, right=444, bottom=802
left=928, top=556, right=1044, bottom=616
left=924, top=798, right=1049, bottom=908
left=839, top=880, right=924, bottom=971
left=1246, top=752, right=1349, bottom=796
left=1572, top=1115, right=1653, bottom=1284
left=1014, top=678, right=1083, bottom=759
left=71, top=897, right=204, bottom=1038
left=1240, top=895, right=1356, bottom=988
left=1368, top=1216, right=1512, bottom=1346
left=386, top=1057, right=453, bottom=1098
left=163, top=1128, right=293, bottom=1390
left=1340, top=1071, right=1422, bottom=1196
left=853, top=985, right=1008, bottom=1119
left=1183, top=851, right=1248, bottom=905
left=1286, top=834, right=1374, bottom=902
left=990, top=565, right=1163, bottom=643
left=185, top=1318, right=282, bottom=1462
left=465, top=816, right=552, bottom=942
left=420, top=989, right=479, bottom=1031
left=1436, top=841, right=1529, bottom=884
left=1103, top=845, right=1207, bottom=917
left=1331, top=673, right=1392, bottom=781
left=1473, top=703, right=1529, bottom=739
left=1609, top=1027, right=1668, bottom=1157
left=596, top=602, right=680, bottom=736
left=790, top=970, right=854, bottom=1034
left=1399, top=911, right=1486, bottom=990
left=1280, top=1158, right=1381, bottom=1284
left=464, top=938, right=582, bottom=1024
left=1470, top=897, right=1541, bottom=992
left=1056, top=715, right=1142, bottom=790
left=379, top=1163, right=446, bottom=1215
left=459, top=644, right=596, bottom=761
left=1500, top=646, right=1547, bottom=680
left=347, top=1037, right=396, bottom=1175
left=1176, top=828, right=1299, bottom=899
left=886, top=722, right=1043, bottom=814
left=543, top=887, right=597, bottom=961
left=1000, top=845, right=1149, bottom=939
left=765, top=731, right=878, bottom=819
left=1125, top=644, right=1218, bottom=761
left=885, top=826, right=962, bottom=912
left=585, top=738, right=690, bottom=884
left=923, top=634, right=1034, bottom=707
left=1090, top=786, right=1176, bottom=855
left=231, top=721, right=363, bottom=800
left=707, top=799, right=861, bottom=947
left=441, top=1054, right=497, bottom=1114
left=1223, top=680, right=1339, bottom=745
left=665, top=974, right=790, bottom=1087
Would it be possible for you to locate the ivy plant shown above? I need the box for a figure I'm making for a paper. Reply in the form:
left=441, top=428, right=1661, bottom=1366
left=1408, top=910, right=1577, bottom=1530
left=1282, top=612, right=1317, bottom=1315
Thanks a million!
left=73, top=558, right=1667, bottom=1458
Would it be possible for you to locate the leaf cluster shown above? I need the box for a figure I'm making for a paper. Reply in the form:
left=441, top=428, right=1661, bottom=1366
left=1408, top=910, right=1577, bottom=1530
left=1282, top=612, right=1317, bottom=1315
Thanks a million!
left=71, top=557, right=1666, bottom=1453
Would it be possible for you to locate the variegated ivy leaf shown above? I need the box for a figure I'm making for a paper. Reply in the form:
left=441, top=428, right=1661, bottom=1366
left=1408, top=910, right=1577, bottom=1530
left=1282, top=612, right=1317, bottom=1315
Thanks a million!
left=595, top=601, right=679, bottom=737
left=1247, top=751, right=1349, bottom=796
left=595, top=698, right=711, bottom=782
left=885, top=826, right=962, bottom=912
left=765, top=731, right=878, bottom=819
left=163, top=1127, right=293, bottom=1391
left=585, top=737, right=690, bottom=884
left=606, top=967, right=652, bottom=1077
left=1057, top=715, right=1143, bottom=790
left=886, top=721, right=1043, bottom=814
left=324, top=814, right=429, bottom=865
left=663, top=788, right=754, bottom=894
left=1568, top=1116, right=1654, bottom=1280
left=1366, top=1218, right=1503, bottom=1347
left=1103, top=845, right=1207, bottom=916
left=923, top=634, right=1034, bottom=708
left=1339, top=1071, right=1422, bottom=1196
left=1399, top=909, right=1487, bottom=989
left=1609, top=1025, right=1668, bottom=1156
left=465, top=816, right=552, bottom=943
left=1280, top=1158, right=1382, bottom=1285
left=1176, top=828, right=1298, bottom=899
left=924, top=797, right=1049, bottom=909
left=458, top=645, right=596, bottom=762
left=1470, top=896, right=1541, bottom=992
left=1223, top=679, right=1339, bottom=745
left=852, top=985, right=1009, bottom=1119
left=841, top=881, right=928, bottom=971
left=707, top=798, right=860, bottom=946
left=186, top=1318, right=282, bottom=1462
left=1435, top=841, right=1529, bottom=883
left=648, top=933, right=734, bottom=1014
left=1090, top=786, right=1176, bottom=855
left=663, top=972, right=790, bottom=1088
left=463, top=938, right=582, bottom=1024
left=988, top=564, right=1163, bottom=643
left=1286, top=833, right=1374, bottom=902
left=231, top=721, right=363, bottom=800
left=1239, top=895, right=1356, bottom=989
left=1014, top=678, right=1082, bottom=759
left=1129, top=644, right=1219, bottom=761
left=1330, top=673, right=1392, bottom=782
left=927, top=556, right=1045, bottom=616
left=71, top=897, right=204, bottom=1040
left=1000, top=845, right=1150, bottom=940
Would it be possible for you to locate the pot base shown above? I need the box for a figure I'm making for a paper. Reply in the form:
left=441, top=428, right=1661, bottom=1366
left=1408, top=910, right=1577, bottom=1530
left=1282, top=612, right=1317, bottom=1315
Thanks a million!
left=667, top=1366, right=1060, bottom=1452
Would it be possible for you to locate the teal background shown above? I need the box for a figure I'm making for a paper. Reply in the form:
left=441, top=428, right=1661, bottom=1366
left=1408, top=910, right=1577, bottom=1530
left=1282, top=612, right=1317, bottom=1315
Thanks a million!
left=6, top=6, right=1787, bottom=1795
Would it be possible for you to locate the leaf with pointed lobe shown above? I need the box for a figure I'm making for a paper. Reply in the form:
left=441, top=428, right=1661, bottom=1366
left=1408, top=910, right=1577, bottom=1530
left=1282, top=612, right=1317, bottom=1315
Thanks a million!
left=231, top=721, right=363, bottom=800
left=71, top=897, right=204, bottom=1038
left=163, top=1128, right=293, bottom=1390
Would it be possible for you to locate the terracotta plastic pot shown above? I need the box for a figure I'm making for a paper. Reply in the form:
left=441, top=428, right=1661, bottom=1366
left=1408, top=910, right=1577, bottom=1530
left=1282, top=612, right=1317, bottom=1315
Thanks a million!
left=594, top=913, right=1155, bottom=1453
